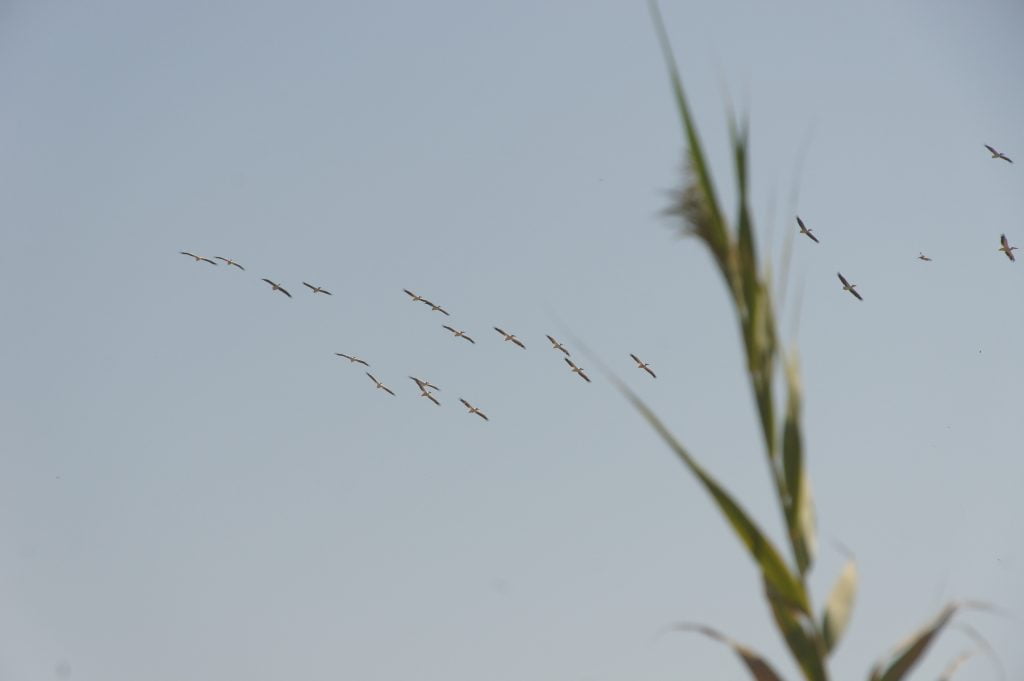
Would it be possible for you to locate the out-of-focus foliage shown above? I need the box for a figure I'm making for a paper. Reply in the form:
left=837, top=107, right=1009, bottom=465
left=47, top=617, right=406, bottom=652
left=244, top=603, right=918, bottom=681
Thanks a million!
left=620, top=3, right=990, bottom=679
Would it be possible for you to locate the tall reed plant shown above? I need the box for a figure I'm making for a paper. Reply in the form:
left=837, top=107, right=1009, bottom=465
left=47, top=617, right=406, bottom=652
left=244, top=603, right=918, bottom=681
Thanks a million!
left=614, top=4, right=992, bottom=679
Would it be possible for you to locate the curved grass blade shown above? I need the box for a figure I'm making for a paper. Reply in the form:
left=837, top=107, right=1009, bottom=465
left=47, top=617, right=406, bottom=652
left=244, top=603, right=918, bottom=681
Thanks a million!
left=613, top=374, right=809, bottom=614
left=867, top=602, right=987, bottom=681
left=821, top=557, right=858, bottom=655
left=669, top=623, right=785, bottom=681
left=937, top=651, right=975, bottom=681
left=951, top=621, right=1007, bottom=681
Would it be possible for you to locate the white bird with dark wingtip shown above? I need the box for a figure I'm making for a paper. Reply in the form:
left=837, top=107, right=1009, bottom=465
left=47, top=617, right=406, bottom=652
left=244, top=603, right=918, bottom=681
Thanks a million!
left=917, top=253, right=932, bottom=262
left=459, top=398, right=489, bottom=421
left=261, top=278, right=292, bottom=298
left=443, top=325, right=475, bottom=344
left=417, top=388, right=441, bottom=406
left=404, top=289, right=427, bottom=303
left=335, top=353, right=369, bottom=366
left=630, top=353, right=657, bottom=378
left=214, top=256, right=245, bottom=270
left=303, top=282, right=332, bottom=295
left=837, top=272, right=863, bottom=301
left=180, top=251, right=217, bottom=265
left=796, top=217, right=819, bottom=244
left=999, top=234, right=1017, bottom=262
left=366, top=372, right=395, bottom=396
left=546, top=334, right=570, bottom=356
left=494, top=327, right=526, bottom=349
left=985, top=145, right=1013, bottom=163
left=424, top=300, right=450, bottom=316
left=564, top=357, right=591, bottom=383
left=409, top=376, right=440, bottom=392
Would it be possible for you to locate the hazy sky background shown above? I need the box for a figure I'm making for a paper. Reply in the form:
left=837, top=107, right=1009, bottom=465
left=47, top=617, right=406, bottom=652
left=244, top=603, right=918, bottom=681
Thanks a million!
left=2, top=1, right=1023, bottom=679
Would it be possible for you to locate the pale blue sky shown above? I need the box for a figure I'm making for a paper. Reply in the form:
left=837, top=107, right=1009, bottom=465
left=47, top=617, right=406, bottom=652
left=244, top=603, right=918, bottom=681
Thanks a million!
left=2, top=1, right=1022, bottom=679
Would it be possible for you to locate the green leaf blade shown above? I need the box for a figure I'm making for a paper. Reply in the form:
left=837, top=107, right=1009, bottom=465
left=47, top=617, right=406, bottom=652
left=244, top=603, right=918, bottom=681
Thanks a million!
left=670, top=623, right=787, bottom=681
left=868, top=603, right=965, bottom=681
left=616, top=378, right=810, bottom=615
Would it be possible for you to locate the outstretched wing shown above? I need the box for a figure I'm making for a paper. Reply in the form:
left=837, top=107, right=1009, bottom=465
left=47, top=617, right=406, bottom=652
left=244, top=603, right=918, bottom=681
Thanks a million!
left=837, top=272, right=850, bottom=288
left=460, top=398, right=472, bottom=409
left=806, top=231, right=819, bottom=244
left=985, top=144, right=998, bottom=155
left=512, top=338, right=525, bottom=349
left=382, top=385, right=395, bottom=396
left=464, top=334, right=475, bottom=344
left=851, top=288, right=863, bottom=301
left=644, top=366, right=657, bottom=379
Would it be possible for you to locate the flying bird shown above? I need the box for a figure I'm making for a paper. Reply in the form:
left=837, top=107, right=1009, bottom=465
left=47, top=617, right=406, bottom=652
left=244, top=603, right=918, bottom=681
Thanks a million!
left=630, top=353, right=657, bottom=378
left=335, top=353, right=369, bottom=366
left=366, top=372, right=395, bottom=396
left=404, top=289, right=427, bottom=303
left=417, top=388, right=441, bottom=406
left=459, top=398, right=489, bottom=421
left=494, top=327, right=526, bottom=349
left=564, top=357, right=591, bottom=383
left=214, top=256, right=245, bottom=270
left=546, top=334, right=570, bottom=356
left=999, top=234, right=1017, bottom=262
left=796, top=216, right=819, bottom=243
left=837, top=272, right=863, bottom=301
left=179, top=251, right=217, bottom=265
left=261, top=278, right=292, bottom=297
left=985, top=144, right=1013, bottom=163
left=409, top=376, right=440, bottom=392
left=917, top=253, right=932, bottom=262
left=303, top=282, right=332, bottom=295
left=442, top=325, right=475, bottom=344
left=425, top=301, right=450, bottom=316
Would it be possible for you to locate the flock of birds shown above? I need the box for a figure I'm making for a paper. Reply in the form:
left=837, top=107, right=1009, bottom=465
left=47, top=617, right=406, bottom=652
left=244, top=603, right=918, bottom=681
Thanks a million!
left=796, top=143, right=1016, bottom=302
left=179, top=144, right=1014, bottom=419
left=177, top=253, right=661, bottom=422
